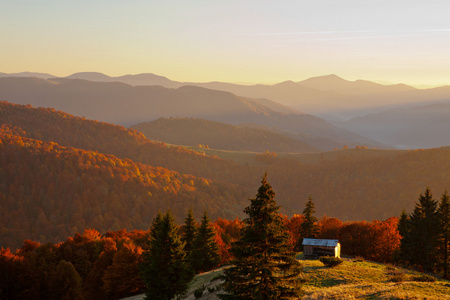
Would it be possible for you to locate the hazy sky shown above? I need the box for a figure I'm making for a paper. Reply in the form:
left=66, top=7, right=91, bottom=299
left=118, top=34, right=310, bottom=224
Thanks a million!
left=2, top=0, right=450, bottom=86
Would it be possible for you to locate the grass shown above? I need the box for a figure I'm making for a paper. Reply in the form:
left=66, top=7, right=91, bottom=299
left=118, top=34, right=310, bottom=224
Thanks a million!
left=121, top=267, right=225, bottom=300
left=123, top=255, right=450, bottom=299
left=183, top=145, right=405, bottom=166
left=301, top=256, right=450, bottom=299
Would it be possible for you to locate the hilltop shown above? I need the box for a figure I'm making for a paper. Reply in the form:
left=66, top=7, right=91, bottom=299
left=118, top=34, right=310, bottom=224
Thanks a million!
left=123, top=256, right=450, bottom=300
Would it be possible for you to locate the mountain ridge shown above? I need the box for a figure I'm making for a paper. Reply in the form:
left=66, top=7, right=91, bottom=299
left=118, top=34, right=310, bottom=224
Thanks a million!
left=341, top=101, right=450, bottom=149
left=5, top=71, right=449, bottom=119
left=0, top=77, right=384, bottom=150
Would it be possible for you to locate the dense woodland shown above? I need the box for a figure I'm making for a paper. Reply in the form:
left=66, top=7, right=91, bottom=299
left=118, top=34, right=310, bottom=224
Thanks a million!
left=0, top=101, right=253, bottom=185
left=2, top=102, right=450, bottom=221
left=0, top=209, right=402, bottom=299
left=0, top=132, right=246, bottom=249
left=3, top=101, right=450, bottom=251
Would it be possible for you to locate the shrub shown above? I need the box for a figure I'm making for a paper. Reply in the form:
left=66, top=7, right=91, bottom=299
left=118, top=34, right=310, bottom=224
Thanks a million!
left=353, top=256, right=365, bottom=262
left=207, top=286, right=215, bottom=293
left=386, top=267, right=406, bottom=282
left=194, top=285, right=205, bottom=298
left=319, top=256, right=343, bottom=267
left=390, top=273, right=406, bottom=282
left=412, top=274, right=436, bottom=282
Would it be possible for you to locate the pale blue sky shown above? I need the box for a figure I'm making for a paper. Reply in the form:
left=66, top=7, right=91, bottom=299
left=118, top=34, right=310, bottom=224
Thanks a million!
left=2, top=0, right=450, bottom=86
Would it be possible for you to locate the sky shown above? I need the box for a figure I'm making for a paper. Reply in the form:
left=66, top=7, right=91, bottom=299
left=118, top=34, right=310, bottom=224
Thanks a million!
left=2, top=0, right=450, bottom=87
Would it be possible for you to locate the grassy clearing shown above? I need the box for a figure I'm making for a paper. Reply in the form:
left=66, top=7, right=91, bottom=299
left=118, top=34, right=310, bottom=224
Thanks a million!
left=184, top=145, right=404, bottom=166
left=301, top=255, right=450, bottom=299
left=121, top=268, right=225, bottom=300
left=123, top=255, right=450, bottom=299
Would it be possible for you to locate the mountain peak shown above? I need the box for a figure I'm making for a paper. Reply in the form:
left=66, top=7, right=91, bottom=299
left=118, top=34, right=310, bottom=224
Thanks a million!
left=0, top=72, right=56, bottom=79
left=299, top=74, right=348, bottom=84
left=66, top=72, right=112, bottom=81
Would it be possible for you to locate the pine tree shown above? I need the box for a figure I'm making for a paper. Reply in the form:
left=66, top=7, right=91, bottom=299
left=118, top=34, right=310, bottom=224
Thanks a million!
left=298, top=195, right=319, bottom=245
left=189, top=211, right=221, bottom=273
left=140, top=211, right=194, bottom=300
left=438, top=191, right=450, bottom=279
left=397, top=209, right=410, bottom=238
left=402, top=188, right=440, bottom=272
left=397, top=209, right=410, bottom=263
left=181, top=208, right=197, bottom=256
left=219, top=174, right=303, bottom=300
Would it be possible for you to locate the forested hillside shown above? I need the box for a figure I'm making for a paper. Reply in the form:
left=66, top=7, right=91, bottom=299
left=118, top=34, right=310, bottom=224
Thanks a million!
left=131, top=117, right=318, bottom=153
left=0, top=132, right=246, bottom=250
left=2, top=102, right=450, bottom=230
left=265, top=147, right=450, bottom=220
left=0, top=101, right=257, bottom=186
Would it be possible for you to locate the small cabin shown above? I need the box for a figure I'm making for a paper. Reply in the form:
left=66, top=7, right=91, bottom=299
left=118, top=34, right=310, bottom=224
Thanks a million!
left=302, top=238, right=340, bottom=258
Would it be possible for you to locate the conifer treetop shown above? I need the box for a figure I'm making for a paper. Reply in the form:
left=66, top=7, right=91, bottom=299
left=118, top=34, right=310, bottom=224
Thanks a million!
left=219, top=173, right=303, bottom=300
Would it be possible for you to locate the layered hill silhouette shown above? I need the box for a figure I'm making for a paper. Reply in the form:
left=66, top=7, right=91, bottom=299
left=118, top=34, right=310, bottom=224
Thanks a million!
left=0, top=101, right=255, bottom=186
left=0, top=71, right=56, bottom=79
left=6, top=71, right=450, bottom=119
left=0, top=77, right=384, bottom=150
left=2, top=102, right=450, bottom=248
left=57, top=72, right=450, bottom=119
left=60, top=72, right=450, bottom=148
left=341, top=101, right=450, bottom=149
left=131, top=117, right=318, bottom=153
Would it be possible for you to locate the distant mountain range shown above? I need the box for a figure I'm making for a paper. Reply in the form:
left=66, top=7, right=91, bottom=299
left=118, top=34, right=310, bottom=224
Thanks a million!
left=0, top=77, right=384, bottom=150
left=340, top=102, right=450, bottom=149
left=11, top=71, right=448, bottom=119
left=0, top=71, right=56, bottom=79
left=5, top=71, right=450, bottom=118
left=3, top=71, right=450, bottom=149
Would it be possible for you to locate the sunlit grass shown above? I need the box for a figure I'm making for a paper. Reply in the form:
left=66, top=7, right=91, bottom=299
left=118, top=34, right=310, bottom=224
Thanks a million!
left=183, top=145, right=404, bottom=166
left=123, top=255, right=450, bottom=299
left=300, top=256, right=450, bottom=299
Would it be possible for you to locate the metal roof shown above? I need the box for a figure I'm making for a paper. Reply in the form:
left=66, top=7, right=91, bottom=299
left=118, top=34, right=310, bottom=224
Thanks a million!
left=302, top=238, right=339, bottom=247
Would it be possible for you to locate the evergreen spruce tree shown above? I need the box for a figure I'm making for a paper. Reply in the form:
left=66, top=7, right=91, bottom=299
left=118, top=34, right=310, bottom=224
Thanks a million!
left=190, top=211, right=221, bottom=273
left=181, top=208, right=197, bottom=256
left=140, top=211, right=194, bottom=300
left=219, top=174, right=303, bottom=300
left=402, top=188, right=440, bottom=272
left=397, top=209, right=411, bottom=262
left=438, top=191, right=450, bottom=279
left=397, top=209, right=410, bottom=238
left=298, top=195, right=319, bottom=242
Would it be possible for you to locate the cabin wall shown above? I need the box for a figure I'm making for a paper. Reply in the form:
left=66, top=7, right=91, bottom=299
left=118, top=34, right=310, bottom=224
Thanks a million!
left=304, top=245, right=340, bottom=257
left=304, top=245, right=314, bottom=256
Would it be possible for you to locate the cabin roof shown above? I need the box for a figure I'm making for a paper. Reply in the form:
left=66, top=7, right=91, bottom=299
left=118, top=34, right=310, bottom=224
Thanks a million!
left=302, top=238, right=339, bottom=247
